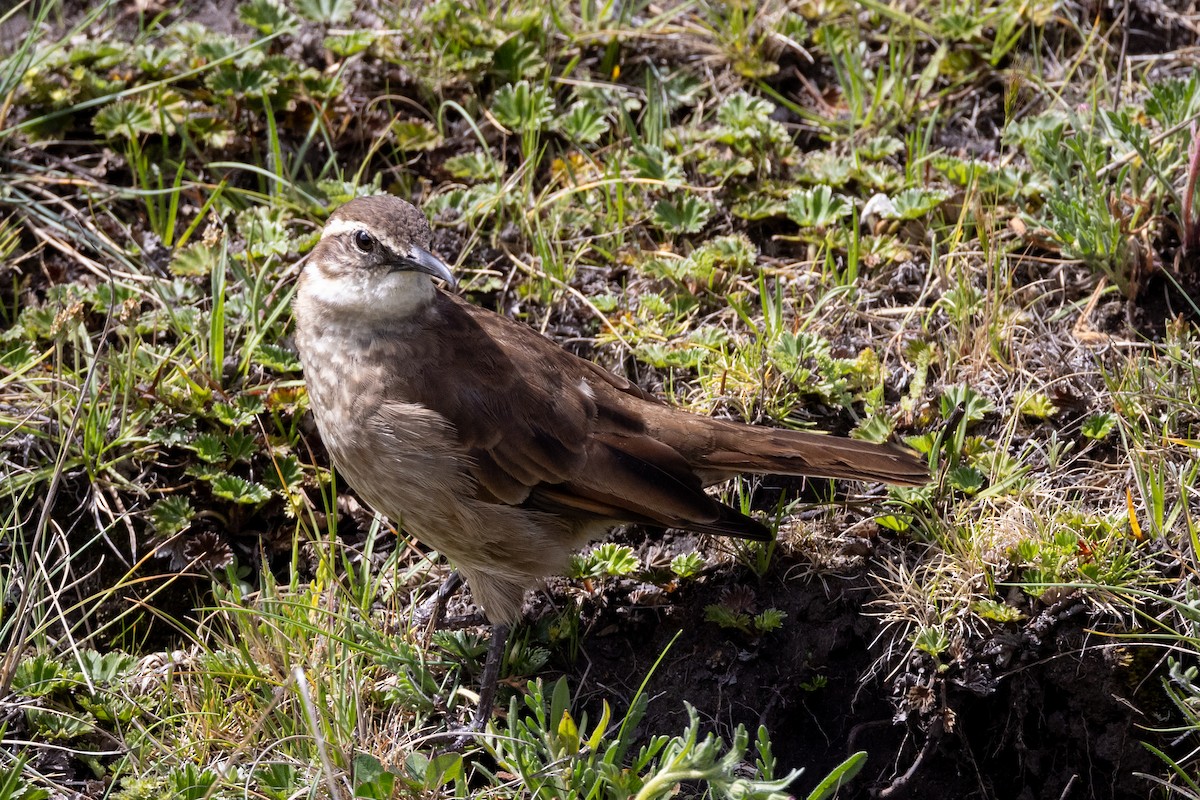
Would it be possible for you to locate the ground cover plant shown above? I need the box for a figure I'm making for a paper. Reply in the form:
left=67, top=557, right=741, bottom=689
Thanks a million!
left=2, top=0, right=1200, bottom=797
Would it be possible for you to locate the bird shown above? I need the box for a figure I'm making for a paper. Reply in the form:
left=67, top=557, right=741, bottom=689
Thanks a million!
left=292, top=194, right=928, bottom=737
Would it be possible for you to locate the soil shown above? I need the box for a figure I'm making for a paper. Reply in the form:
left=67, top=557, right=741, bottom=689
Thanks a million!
left=542, top=549, right=1166, bottom=799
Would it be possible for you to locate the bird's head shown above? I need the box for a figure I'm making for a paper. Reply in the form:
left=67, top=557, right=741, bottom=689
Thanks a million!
left=298, top=195, right=456, bottom=322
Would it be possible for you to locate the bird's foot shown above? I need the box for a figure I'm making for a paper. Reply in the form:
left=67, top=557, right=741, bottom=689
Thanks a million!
left=439, top=709, right=490, bottom=753
left=436, top=621, right=510, bottom=753
left=413, top=570, right=464, bottom=629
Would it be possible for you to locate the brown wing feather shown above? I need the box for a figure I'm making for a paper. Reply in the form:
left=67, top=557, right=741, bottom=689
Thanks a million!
left=398, top=290, right=923, bottom=539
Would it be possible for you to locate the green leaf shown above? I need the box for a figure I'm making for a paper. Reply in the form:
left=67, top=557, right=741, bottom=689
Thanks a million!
left=1015, top=390, right=1058, bottom=419
left=555, top=101, right=610, bottom=144
left=189, top=433, right=225, bottom=463
left=170, top=242, right=221, bottom=277
left=11, top=655, right=74, bottom=698
left=492, top=34, right=545, bottom=83
left=852, top=415, right=896, bottom=445
left=753, top=608, right=786, bottom=632
left=237, top=0, right=297, bottom=34
left=223, top=430, right=257, bottom=463
left=717, top=91, right=775, bottom=130
left=704, top=603, right=751, bottom=632
left=653, top=196, right=713, bottom=234
left=1082, top=412, right=1117, bottom=440
left=410, top=752, right=462, bottom=790
left=912, top=626, right=949, bottom=658
left=859, top=135, right=903, bottom=160
left=627, top=144, right=683, bottom=184
left=324, top=30, right=375, bottom=56
left=557, top=709, right=581, bottom=755
left=875, top=514, right=911, bottom=532
left=807, top=751, right=868, bottom=800
left=800, top=151, right=854, bottom=186
left=149, top=496, right=196, bottom=536
left=93, top=100, right=156, bottom=139
left=443, top=150, right=503, bottom=181
left=263, top=454, right=305, bottom=491
left=295, top=0, right=355, bottom=23
left=77, top=650, right=136, bottom=684
left=209, top=474, right=271, bottom=504
left=885, top=188, right=951, bottom=220
left=947, top=465, right=985, bottom=494
left=785, top=185, right=851, bottom=228
left=570, top=542, right=640, bottom=578
left=391, top=119, right=441, bottom=151
left=971, top=598, right=1025, bottom=622
left=353, top=753, right=396, bottom=799
left=206, top=63, right=279, bottom=97
left=236, top=206, right=292, bottom=259
left=25, top=707, right=94, bottom=740
left=492, top=80, right=554, bottom=133
left=168, top=764, right=220, bottom=800
left=699, top=154, right=754, bottom=179
left=185, top=115, right=236, bottom=148
left=670, top=551, right=706, bottom=579
left=253, top=343, right=302, bottom=372
left=732, top=194, right=787, bottom=220
left=941, top=385, right=996, bottom=423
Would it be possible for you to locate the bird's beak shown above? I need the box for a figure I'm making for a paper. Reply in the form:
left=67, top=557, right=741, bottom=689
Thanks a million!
left=398, top=245, right=457, bottom=290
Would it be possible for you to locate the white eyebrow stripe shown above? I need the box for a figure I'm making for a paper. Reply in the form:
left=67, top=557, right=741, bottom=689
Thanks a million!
left=320, top=218, right=367, bottom=241
left=320, top=218, right=410, bottom=255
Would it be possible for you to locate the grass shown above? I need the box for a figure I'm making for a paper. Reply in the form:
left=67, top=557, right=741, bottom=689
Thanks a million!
left=2, top=0, right=1200, bottom=797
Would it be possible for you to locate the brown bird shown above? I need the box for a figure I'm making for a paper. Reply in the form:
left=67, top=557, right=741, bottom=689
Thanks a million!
left=293, top=194, right=927, bottom=735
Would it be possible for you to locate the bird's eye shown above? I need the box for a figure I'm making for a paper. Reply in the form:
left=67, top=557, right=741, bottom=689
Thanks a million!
left=353, top=229, right=375, bottom=253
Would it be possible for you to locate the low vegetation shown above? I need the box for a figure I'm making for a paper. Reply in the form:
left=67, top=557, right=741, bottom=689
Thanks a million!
left=2, top=0, right=1199, bottom=797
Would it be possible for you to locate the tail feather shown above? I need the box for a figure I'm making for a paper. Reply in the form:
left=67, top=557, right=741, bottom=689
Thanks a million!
left=694, top=420, right=928, bottom=487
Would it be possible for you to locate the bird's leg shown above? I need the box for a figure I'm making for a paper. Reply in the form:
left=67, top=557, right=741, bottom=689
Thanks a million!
left=468, top=622, right=510, bottom=732
left=414, top=569, right=463, bottom=629
left=447, top=621, right=510, bottom=750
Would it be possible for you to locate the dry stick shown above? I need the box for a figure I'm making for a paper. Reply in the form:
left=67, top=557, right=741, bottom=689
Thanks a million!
left=1072, top=276, right=1111, bottom=345
left=877, top=732, right=938, bottom=799
left=1184, top=122, right=1200, bottom=252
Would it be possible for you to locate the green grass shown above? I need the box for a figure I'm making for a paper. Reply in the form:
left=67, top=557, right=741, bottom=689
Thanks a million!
left=2, top=0, right=1200, bottom=796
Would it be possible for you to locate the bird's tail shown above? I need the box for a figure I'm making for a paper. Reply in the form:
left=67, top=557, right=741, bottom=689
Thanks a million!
left=685, top=418, right=929, bottom=487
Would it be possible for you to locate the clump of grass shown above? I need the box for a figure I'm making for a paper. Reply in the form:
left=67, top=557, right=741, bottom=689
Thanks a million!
left=3, top=0, right=1200, bottom=796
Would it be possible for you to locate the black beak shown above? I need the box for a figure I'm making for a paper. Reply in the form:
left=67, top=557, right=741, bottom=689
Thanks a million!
left=399, top=245, right=457, bottom=290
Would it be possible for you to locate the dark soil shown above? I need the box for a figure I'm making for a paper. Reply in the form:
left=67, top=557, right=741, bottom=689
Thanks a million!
left=538, top=549, right=1165, bottom=799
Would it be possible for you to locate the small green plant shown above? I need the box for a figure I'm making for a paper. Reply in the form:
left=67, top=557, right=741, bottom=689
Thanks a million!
left=556, top=100, right=610, bottom=144
left=704, top=603, right=787, bottom=636
left=492, top=79, right=554, bottom=133
left=351, top=751, right=465, bottom=798
left=912, top=626, right=951, bottom=660
left=570, top=543, right=642, bottom=578
left=485, top=677, right=805, bottom=799
left=1083, top=412, right=1118, bottom=441
left=786, top=185, right=852, bottom=230
left=800, top=675, right=828, bottom=692
left=670, top=552, right=706, bottom=579
left=1015, top=390, right=1058, bottom=420
left=653, top=196, right=713, bottom=235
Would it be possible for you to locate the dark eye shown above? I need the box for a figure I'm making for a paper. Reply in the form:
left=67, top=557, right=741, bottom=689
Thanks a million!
left=353, top=229, right=375, bottom=253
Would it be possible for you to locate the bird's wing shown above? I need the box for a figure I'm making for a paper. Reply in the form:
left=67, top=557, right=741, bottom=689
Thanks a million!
left=400, top=292, right=768, bottom=539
